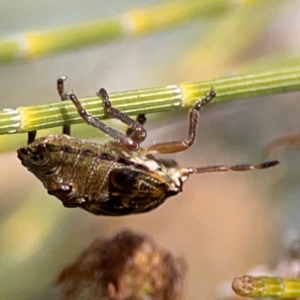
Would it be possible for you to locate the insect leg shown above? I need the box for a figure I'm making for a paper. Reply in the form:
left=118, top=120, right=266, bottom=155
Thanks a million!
left=126, top=114, right=147, bottom=139
left=27, top=77, right=68, bottom=144
left=57, top=76, right=71, bottom=135
left=27, top=131, right=37, bottom=144
left=185, top=160, right=279, bottom=175
left=98, top=88, right=147, bottom=144
left=144, top=88, right=216, bottom=154
left=68, top=92, right=139, bottom=150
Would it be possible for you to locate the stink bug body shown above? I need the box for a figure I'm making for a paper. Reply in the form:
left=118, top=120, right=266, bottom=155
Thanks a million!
left=17, top=78, right=279, bottom=216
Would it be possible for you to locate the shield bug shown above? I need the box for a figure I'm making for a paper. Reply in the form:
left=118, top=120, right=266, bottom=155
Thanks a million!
left=17, top=77, right=279, bottom=216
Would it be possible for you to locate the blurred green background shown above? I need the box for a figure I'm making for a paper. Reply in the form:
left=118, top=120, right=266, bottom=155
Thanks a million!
left=1, top=1, right=300, bottom=299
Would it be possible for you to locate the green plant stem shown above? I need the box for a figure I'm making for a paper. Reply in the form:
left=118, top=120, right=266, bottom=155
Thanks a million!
left=1, top=66, right=300, bottom=136
left=233, top=276, right=300, bottom=298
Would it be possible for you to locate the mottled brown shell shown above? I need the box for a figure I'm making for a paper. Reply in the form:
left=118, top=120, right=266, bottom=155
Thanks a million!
left=17, top=134, right=180, bottom=215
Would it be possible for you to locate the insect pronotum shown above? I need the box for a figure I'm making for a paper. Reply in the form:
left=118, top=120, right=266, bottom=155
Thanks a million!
left=17, top=77, right=279, bottom=216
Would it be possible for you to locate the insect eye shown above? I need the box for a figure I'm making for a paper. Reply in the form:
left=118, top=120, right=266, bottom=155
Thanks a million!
left=32, top=153, right=44, bottom=161
left=109, top=168, right=140, bottom=191
left=29, top=145, right=49, bottom=165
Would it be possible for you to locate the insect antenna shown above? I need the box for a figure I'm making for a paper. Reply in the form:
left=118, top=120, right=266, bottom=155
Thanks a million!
left=184, top=160, right=279, bottom=175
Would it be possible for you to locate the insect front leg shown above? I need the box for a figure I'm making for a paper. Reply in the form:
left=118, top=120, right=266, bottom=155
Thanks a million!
left=27, top=131, right=37, bottom=144
left=144, top=88, right=216, bottom=154
left=98, top=88, right=147, bottom=144
left=68, top=92, right=139, bottom=151
left=57, top=76, right=71, bottom=135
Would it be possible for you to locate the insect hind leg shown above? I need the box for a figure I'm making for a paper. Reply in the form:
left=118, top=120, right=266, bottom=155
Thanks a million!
left=144, top=88, right=216, bottom=154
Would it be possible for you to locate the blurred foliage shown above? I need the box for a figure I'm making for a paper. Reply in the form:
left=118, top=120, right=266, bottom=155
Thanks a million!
left=56, top=230, right=187, bottom=300
left=0, top=0, right=233, bottom=63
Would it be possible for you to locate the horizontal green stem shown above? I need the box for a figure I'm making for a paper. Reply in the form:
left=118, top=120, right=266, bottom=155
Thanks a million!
left=1, top=66, right=300, bottom=135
